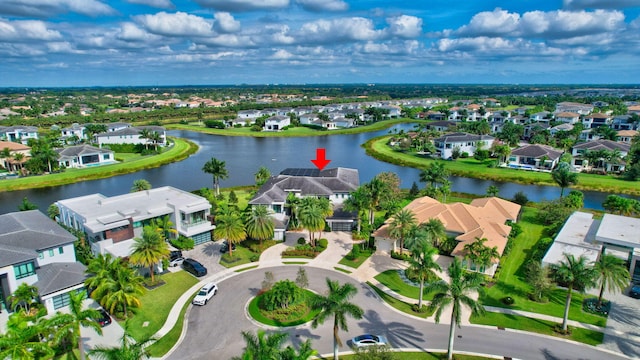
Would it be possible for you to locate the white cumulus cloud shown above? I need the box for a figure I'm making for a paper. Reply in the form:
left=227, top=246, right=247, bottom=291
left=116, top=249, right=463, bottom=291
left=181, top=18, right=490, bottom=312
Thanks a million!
left=296, top=0, right=348, bottom=12
left=564, top=0, right=640, bottom=9
left=0, top=19, right=62, bottom=41
left=136, top=12, right=214, bottom=37
left=0, top=0, right=116, bottom=18
left=298, top=17, right=382, bottom=43
left=386, top=15, right=422, bottom=38
left=457, top=8, right=520, bottom=36
left=213, top=12, right=241, bottom=33
left=127, top=0, right=175, bottom=9
left=195, top=0, right=289, bottom=12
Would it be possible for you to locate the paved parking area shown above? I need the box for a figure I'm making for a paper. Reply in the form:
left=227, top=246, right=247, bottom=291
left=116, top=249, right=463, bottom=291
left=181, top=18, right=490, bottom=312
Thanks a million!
left=168, top=240, right=226, bottom=275
left=600, top=285, right=640, bottom=357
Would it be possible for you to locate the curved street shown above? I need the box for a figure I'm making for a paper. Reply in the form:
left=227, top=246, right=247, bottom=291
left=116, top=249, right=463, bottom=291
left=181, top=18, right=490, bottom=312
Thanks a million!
left=166, top=266, right=629, bottom=360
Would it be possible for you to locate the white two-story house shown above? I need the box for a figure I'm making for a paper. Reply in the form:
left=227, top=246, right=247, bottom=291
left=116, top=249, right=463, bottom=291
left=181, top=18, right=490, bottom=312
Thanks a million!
left=433, top=132, right=495, bottom=159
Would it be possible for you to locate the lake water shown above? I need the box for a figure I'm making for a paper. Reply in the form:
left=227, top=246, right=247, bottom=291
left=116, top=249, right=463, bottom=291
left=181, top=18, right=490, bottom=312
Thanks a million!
left=0, top=124, right=634, bottom=214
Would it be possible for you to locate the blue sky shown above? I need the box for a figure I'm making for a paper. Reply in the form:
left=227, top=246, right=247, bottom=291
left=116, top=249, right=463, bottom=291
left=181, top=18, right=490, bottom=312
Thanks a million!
left=1, top=0, right=640, bottom=87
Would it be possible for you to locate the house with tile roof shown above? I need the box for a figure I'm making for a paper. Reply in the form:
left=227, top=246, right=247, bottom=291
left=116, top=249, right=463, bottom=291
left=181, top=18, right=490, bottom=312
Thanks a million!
left=0, top=210, right=86, bottom=314
left=554, top=112, right=581, bottom=124
left=55, top=144, right=116, bottom=169
left=373, top=196, right=521, bottom=276
left=508, top=144, right=564, bottom=170
left=249, top=168, right=360, bottom=240
left=571, top=140, right=630, bottom=172
left=0, top=140, right=30, bottom=173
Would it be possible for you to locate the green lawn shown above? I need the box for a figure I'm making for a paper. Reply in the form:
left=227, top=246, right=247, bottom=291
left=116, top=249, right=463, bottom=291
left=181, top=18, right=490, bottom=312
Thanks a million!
left=364, top=136, right=640, bottom=196
left=470, top=311, right=604, bottom=346
left=220, top=246, right=258, bottom=268
left=124, top=271, right=199, bottom=342
left=374, top=270, right=435, bottom=301
left=480, top=207, right=607, bottom=327
left=367, top=282, right=434, bottom=318
left=0, top=137, right=197, bottom=192
left=146, top=295, right=193, bottom=357
left=338, top=247, right=375, bottom=268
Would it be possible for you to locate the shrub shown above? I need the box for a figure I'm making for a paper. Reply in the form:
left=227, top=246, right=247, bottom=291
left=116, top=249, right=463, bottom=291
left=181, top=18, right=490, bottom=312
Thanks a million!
left=297, top=237, right=306, bottom=245
left=170, top=235, right=195, bottom=250
left=411, top=304, right=429, bottom=313
left=501, top=296, right=515, bottom=305
left=530, top=237, right=554, bottom=262
left=390, top=250, right=410, bottom=261
left=474, top=149, right=490, bottom=161
left=512, top=191, right=529, bottom=206
left=317, top=238, right=328, bottom=249
left=249, top=255, right=260, bottom=262
left=461, top=152, right=469, bottom=158
left=204, top=120, right=225, bottom=129
left=262, top=280, right=302, bottom=311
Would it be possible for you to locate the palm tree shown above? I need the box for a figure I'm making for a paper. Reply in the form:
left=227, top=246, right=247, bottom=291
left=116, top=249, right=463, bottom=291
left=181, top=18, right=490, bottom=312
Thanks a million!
left=343, top=186, right=369, bottom=233
left=593, top=254, right=630, bottom=306
left=85, top=253, right=119, bottom=296
left=129, top=225, right=170, bottom=283
left=148, top=131, right=163, bottom=151
left=93, top=265, right=145, bottom=318
left=420, top=218, right=447, bottom=249
left=551, top=162, right=578, bottom=198
left=245, top=205, right=274, bottom=248
left=298, top=197, right=330, bottom=247
left=8, top=283, right=39, bottom=313
left=47, top=290, right=102, bottom=360
left=364, top=177, right=387, bottom=225
left=311, top=278, right=364, bottom=360
left=0, top=310, right=53, bottom=360
left=138, top=128, right=151, bottom=150
left=214, top=207, right=246, bottom=257
left=18, top=197, right=38, bottom=211
left=151, top=215, right=178, bottom=241
left=202, top=157, right=229, bottom=196
left=88, top=322, right=156, bottom=360
left=463, top=237, right=499, bottom=273
left=254, top=166, right=271, bottom=187
left=407, top=242, right=441, bottom=308
left=425, top=258, right=485, bottom=360
left=486, top=185, right=499, bottom=197
left=281, top=338, right=317, bottom=360
left=388, top=209, right=416, bottom=255
left=419, top=162, right=449, bottom=189
left=285, top=192, right=301, bottom=229
left=551, top=253, right=597, bottom=332
left=130, top=179, right=151, bottom=192
left=233, top=330, right=288, bottom=360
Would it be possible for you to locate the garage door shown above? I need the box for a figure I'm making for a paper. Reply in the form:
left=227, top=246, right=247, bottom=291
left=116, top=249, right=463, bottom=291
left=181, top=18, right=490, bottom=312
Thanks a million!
left=330, top=221, right=352, bottom=232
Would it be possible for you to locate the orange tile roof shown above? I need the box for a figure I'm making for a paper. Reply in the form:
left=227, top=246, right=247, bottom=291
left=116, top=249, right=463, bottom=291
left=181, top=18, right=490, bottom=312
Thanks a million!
left=0, top=141, right=30, bottom=151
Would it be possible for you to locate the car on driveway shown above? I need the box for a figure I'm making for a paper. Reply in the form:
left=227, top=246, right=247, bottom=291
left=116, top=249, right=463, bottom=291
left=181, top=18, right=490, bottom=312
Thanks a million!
left=182, top=258, right=207, bottom=277
left=630, top=285, right=640, bottom=298
left=351, top=334, right=388, bottom=348
left=192, top=282, right=218, bottom=306
left=169, top=256, right=185, bottom=267
left=95, top=308, right=112, bottom=327
left=219, top=241, right=236, bottom=254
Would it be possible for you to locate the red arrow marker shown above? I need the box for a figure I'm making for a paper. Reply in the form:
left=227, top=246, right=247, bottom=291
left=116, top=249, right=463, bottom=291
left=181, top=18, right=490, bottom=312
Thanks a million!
left=311, top=148, right=331, bottom=171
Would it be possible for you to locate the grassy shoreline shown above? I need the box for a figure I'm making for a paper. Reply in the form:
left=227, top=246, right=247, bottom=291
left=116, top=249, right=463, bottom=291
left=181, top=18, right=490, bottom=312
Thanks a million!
left=0, top=137, right=197, bottom=192
left=363, top=135, right=640, bottom=196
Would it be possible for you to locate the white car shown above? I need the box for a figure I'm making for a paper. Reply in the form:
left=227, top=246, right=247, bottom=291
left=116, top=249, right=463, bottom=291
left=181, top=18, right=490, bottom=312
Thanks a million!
left=192, top=282, right=218, bottom=306
left=351, top=334, right=388, bottom=348
left=169, top=256, right=185, bottom=267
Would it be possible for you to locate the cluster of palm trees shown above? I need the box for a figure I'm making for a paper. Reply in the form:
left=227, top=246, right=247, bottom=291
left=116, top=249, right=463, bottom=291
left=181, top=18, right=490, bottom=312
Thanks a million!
left=581, top=148, right=625, bottom=173
left=462, top=237, right=500, bottom=273
left=138, top=128, right=163, bottom=151
left=215, top=204, right=276, bottom=256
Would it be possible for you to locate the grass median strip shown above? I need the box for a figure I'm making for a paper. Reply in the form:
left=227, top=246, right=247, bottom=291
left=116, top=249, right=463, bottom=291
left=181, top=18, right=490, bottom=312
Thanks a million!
left=374, top=270, right=435, bottom=301
left=146, top=296, right=193, bottom=357
left=367, top=282, right=433, bottom=318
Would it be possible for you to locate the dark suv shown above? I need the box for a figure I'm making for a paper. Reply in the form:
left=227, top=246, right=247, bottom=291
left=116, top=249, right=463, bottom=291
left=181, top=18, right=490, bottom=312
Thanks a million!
left=182, top=258, right=207, bottom=277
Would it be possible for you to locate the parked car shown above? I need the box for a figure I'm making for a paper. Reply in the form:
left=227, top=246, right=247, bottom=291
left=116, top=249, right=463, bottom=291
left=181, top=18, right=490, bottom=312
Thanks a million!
left=95, top=308, right=112, bottom=327
left=170, top=250, right=183, bottom=260
left=182, top=258, right=207, bottom=277
left=351, top=334, right=388, bottom=348
left=219, top=240, right=237, bottom=254
left=192, top=282, right=218, bottom=306
left=629, top=285, right=640, bottom=298
left=169, top=256, right=185, bottom=267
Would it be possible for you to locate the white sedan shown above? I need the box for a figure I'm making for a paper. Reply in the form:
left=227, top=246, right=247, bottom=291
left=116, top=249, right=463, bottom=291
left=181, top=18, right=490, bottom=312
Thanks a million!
left=351, top=334, right=388, bottom=348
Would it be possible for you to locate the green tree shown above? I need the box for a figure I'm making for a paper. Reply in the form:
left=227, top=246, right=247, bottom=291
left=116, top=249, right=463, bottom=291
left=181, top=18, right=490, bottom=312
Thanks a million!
left=419, top=162, right=449, bottom=189
left=263, top=280, right=301, bottom=310
left=551, top=162, right=578, bottom=198
left=47, top=290, right=102, bottom=360
left=295, top=267, right=309, bottom=289
left=298, top=197, right=331, bottom=247
left=463, top=237, right=500, bottom=273
left=8, top=283, right=39, bottom=313
left=93, top=264, right=145, bottom=318
left=151, top=215, right=178, bottom=241
left=486, top=185, right=500, bottom=197
left=407, top=242, right=441, bottom=308
left=18, top=197, right=38, bottom=211
left=525, top=260, right=554, bottom=302
left=254, top=166, right=271, bottom=187
left=551, top=253, right=597, bottom=332
left=364, top=177, right=388, bottom=225
left=311, top=278, right=364, bottom=360
left=233, top=329, right=288, bottom=360
left=245, top=205, right=274, bottom=247
left=88, top=322, right=155, bottom=360
left=426, top=258, right=485, bottom=360
left=0, top=309, right=53, bottom=360
left=593, top=254, right=630, bottom=306
left=214, top=207, right=246, bottom=258
left=388, top=209, right=417, bottom=255
left=202, top=157, right=229, bottom=196
left=138, top=128, right=151, bottom=150
left=420, top=218, right=447, bottom=249
left=343, top=186, right=370, bottom=233
left=47, top=203, right=60, bottom=220
left=130, top=179, right=151, bottom=192
left=129, top=225, right=170, bottom=283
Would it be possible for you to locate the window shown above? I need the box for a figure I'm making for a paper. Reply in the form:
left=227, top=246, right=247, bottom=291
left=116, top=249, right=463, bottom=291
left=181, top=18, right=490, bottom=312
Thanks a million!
left=14, top=262, right=35, bottom=279
left=38, top=252, right=44, bottom=259
left=52, top=289, right=86, bottom=310
left=49, top=249, right=54, bottom=257
left=58, top=247, right=64, bottom=255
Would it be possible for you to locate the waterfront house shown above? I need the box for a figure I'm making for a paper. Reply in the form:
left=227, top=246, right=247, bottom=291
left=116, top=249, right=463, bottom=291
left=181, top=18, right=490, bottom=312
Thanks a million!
left=509, top=144, right=563, bottom=170
left=55, top=144, right=116, bottom=169
left=0, top=140, right=30, bottom=173
left=0, top=125, right=38, bottom=145
left=95, top=125, right=166, bottom=148
left=433, top=132, right=495, bottom=159
left=264, top=115, right=290, bottom=131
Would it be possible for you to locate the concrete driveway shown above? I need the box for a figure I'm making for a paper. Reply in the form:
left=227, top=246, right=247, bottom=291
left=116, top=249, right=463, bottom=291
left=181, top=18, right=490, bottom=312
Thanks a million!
left=169, top=240, right=226, bottom=276
left=600, top=284, right=640, bottom=357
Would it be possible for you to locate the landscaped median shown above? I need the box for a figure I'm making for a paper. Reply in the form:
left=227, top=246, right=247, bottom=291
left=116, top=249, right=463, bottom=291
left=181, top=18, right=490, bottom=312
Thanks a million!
left=0, top=137, right=197, bottom=192
left=362, top=135, right=640, bottom=196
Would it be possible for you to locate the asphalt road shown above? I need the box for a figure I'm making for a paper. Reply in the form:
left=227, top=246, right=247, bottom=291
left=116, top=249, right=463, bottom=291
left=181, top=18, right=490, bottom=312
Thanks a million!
left=167, top=266, right=630, bottom=360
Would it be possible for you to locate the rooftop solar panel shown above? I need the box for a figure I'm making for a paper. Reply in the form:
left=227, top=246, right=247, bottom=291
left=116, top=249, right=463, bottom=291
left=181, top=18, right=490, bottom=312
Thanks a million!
left=280, top=168, right=320, bottom=177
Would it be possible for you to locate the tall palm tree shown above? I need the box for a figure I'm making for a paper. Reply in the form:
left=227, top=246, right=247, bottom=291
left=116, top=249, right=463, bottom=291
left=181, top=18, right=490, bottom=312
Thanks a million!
left=285, top=192, right=301, bottom=229
left=425, top=258, right=485, bottom=360
left=463, top=237, right=499, bottom=273
left=214, top=207, right=246, bottom=257
left=245, top=205, right=274, bottom=248
left=408, top=242, right=441, bottom=308
left=202, top=157, right=229, bottom=196
left=298, top=197, right=329, bottom=247
left=254, top=166, right=271, bottom=187
left=551, top=253, right=597, bottom=332
left=311, top=278, right=364, bottom=360
left=129, top=225, right=170, bottom=283
left=88, top=322, right=155, bottom=360
left=0, top=310, right=53, bottom=360
left=364, top=177, right=387, bottom=225
left=148, top=131, right=162, bottom=151
left=388, top=209, right=416, bottom=255
left=93, top=265, right=145, bottom=318
left=47, top=290, right=102, bottom=360
left=420, top=218, right=447, bottom=249
left=551, top=162, right=578, bottom=198
left=343, top=186, right=370, bottom=233
left=233, top=330, right=289, bottom=360
left=419, top=162, right=449, bottom=189
left=593, top=254, right=630, bottom=306
left=138, top=128, right=151, bottom=150
left=130, top=179, right=151, bottom=192
left=85, top=253, right=120, bottom=296
left=151, top=215, right=178, bottom=241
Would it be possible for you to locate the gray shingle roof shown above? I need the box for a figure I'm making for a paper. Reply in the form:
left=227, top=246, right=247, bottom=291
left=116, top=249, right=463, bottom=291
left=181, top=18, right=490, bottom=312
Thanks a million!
left=573, top=140, right=630, bottom=153
left=249, top=167, right=359, bottom=205
left=55, top=144, right=113, bottom=157
left=511, top=144, right=563, bottom=160
left=434, top=132, right=495, bottom=143
left=34, top=262, right=87, bottom=296
left=0, top=210, right=77, bottom=267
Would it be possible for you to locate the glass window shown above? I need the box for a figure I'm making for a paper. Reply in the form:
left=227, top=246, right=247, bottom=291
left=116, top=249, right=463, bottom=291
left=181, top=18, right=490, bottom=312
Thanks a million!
left=14, top=262, right=35, bottom=279
left=38, top=252, right=44, bottom=259
left=58, top=247, right=64, bottom=255
left=49, top=249, right=54, bottom=257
